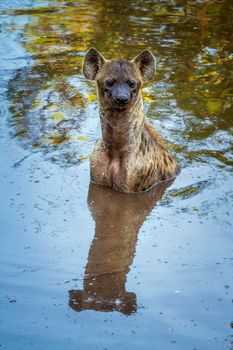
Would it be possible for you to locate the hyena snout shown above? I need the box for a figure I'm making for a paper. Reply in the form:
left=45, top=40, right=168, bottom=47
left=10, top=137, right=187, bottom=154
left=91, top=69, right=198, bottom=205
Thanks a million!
left=111, top=84, right=131, bottom=106
left=114, top=94, right=129, bottom=105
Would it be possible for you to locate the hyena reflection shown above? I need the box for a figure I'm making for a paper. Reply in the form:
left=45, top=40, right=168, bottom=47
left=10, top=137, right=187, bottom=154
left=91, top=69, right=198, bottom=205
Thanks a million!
left=69, top=179, right=173, bottom=315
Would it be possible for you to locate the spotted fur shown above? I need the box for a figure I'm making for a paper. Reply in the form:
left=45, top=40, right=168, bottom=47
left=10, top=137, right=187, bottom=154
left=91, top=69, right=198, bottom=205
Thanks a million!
left=83, top=48, right=180, bottom=192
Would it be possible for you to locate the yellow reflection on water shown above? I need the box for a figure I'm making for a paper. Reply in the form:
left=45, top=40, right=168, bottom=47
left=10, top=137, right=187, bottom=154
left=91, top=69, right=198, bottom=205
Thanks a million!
left=7, top=0, right=233, bottom=167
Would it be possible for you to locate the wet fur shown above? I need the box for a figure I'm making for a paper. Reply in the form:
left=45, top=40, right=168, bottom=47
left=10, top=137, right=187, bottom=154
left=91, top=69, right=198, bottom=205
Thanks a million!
left=83, top=49, right=180, bottom=192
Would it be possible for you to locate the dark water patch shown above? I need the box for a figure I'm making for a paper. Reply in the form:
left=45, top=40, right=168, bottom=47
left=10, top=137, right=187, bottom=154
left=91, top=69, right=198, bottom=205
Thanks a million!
left=163, top=179, right=211, bottom=202
left=188, top=149, right=233, bottom=169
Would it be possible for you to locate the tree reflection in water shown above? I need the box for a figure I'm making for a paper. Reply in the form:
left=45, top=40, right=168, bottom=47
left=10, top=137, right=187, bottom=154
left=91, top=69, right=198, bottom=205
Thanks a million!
left=7, top=0, right=233, bottom=168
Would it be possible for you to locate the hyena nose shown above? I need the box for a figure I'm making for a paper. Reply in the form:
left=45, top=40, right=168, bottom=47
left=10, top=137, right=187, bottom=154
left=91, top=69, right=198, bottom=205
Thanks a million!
left=115, top=95, right=129, bottom=105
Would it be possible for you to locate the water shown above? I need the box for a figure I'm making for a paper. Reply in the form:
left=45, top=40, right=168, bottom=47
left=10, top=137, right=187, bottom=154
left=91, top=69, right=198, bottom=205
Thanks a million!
left=0, top=0, right=232, bottom=349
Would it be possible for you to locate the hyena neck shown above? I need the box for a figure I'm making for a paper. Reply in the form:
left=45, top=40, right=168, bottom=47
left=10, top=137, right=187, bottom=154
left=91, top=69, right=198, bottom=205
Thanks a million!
left=98, top=94, right=145, bottom=159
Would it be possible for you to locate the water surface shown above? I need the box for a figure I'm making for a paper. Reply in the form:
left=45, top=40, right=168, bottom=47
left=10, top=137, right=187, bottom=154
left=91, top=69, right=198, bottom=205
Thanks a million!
left=0, top=1, right=232, bottom=349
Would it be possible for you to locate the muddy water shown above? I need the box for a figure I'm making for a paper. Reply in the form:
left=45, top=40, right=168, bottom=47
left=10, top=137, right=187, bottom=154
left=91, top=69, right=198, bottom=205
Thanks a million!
left=0, top=0, right=233, bottom=349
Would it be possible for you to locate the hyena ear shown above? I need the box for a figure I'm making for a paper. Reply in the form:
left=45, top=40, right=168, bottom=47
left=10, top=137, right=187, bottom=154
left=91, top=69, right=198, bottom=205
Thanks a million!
left=133, top=50, right=156, bottom=83
left=83, top=48, right=106, bottom=80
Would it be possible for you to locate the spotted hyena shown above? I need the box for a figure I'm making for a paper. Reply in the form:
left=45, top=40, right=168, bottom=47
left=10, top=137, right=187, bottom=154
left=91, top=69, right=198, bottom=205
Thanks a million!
left=83, top=48, right=180, bottom=192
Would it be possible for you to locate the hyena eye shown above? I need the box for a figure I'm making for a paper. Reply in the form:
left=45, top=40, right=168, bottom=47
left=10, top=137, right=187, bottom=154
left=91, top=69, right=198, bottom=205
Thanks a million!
left=128, top=80, right=136, bottom=89
left=105, top=79, right=114, bottom=88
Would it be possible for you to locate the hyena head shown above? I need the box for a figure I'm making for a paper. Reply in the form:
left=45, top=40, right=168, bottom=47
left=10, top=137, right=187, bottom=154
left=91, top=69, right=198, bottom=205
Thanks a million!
left=83, top=48, right=156, bottom=110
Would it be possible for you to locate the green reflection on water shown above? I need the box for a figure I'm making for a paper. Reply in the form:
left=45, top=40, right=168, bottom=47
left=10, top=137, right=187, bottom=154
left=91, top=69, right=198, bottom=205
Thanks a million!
left=6, top=0, right=233, bottom=167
